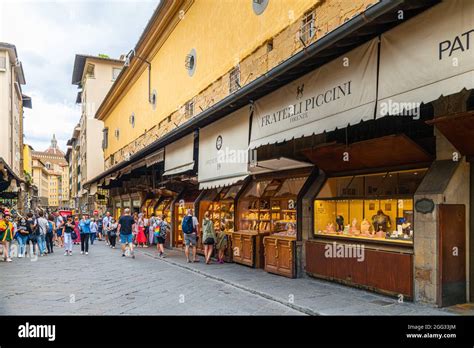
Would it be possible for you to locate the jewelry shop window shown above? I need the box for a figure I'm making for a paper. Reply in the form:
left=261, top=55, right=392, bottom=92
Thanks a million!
left=314, top=169, right=427, bottom=245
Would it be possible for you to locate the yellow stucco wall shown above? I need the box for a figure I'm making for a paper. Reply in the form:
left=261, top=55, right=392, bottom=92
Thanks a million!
left=103, top=0, right=320, bottom=157
left=23, top=145, right=32, bottom=175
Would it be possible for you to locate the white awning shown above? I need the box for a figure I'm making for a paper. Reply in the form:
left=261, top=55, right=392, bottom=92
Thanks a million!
left=198, top=106, right=250, bottom=189
left=377, top=0, right=474, bottom=117
left=145, top=148, right=164, bottom=167
left=249, top=38, right=378, bottom=149
left=249, top=157, right=313, bottom=175
left=199, top=174, right=248, bottom=190
left=89, top=182, right=98, bottom=196
left=163, top=133, right=194, bottom=176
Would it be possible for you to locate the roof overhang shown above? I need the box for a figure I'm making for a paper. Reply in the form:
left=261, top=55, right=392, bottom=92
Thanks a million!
left=71, top=54, right=124, bottom=85
left=0, top=42, right=26, bottom=84
left=86, top=0, right=441, bottom=187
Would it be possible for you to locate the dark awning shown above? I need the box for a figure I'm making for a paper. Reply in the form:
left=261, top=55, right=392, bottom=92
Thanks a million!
left=22, top=94, right=32, bottom=109
left=86, top=0, right=440, bottom=187
left=426, top=111, right=474, bottom=157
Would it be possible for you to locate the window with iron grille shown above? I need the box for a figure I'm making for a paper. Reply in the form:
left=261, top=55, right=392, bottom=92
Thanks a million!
left=185, top=100, right=194, bottom=118
left=229, top=66, right=241, bottom=93
left=300, top=10, right=316, bottom=43
left=0, top=56, right=6, bottom=70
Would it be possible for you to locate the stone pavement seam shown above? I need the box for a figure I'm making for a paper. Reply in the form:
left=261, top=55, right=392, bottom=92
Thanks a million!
left=141, top=251, right=317, bottom=316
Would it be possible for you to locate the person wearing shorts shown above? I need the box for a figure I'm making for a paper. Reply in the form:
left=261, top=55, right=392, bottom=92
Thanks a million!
left=202, top=211, right=217, bottom=264
left=181, top=209, right=199, bottom=263
left=118, top=208, right=136, bottom=258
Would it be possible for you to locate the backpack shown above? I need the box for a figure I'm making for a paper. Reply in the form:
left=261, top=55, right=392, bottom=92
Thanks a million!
left=182, top=215, right=194, bottom=234
left=47, top=221, right=53, bottom=234
left=153, top=223, right=161, bottom=237
left=160, top=221, right=170, bottom=238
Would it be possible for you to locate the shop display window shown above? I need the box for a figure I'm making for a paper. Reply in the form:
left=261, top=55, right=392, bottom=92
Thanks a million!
left=155, top=198, right=172, bottom=223
left=199, top=185, right=240, bottom=233
left=238, top=176, right=309, bottom=238
left=314, top=169, right=427, bottom=244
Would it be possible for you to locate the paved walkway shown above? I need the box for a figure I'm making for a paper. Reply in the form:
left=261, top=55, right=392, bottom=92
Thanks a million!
left=0, top=241, right=301, bottom=315
left=0, top=240, right=471, bottom=315
left=139, top=247, right=463, bottom=316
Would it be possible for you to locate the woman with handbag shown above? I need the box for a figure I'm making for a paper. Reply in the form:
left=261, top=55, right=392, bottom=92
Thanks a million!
left=202, top=211, right=217, bottom=265
left=108, top=218, right=118, bottom=248
left=63, top=215, right=76, bottom=256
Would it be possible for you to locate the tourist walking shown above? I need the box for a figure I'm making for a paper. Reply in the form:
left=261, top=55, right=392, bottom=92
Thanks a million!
left=152, top=214, right=169, bottom=257
left=73, top=216, right=81, bottom=245
left=107, top=218, right=118, bottom=248
left=45, top=214, right=55, bottom=254
left=36, top=210, right=49, bottom=256
left=136, top=213, right=147, bottom=247
left=102, top=212, right=112, bottom=246
left=16, top=217, right=29, bottom=258
left=148, top=213, right=158, bottom=246
left=55, top=212, right=64, bottom=247
left=79, top=213, right=91, bottom=255
left=181, top=208, right=199, bottom=263
left=117, top=208, right=136, bottom=258
left=97, top=217, right=103, bottom=241
left=0, top=209, right=14, bottom=262
left=215, top=218, right=228, bottom=264
left=202, top=211, right=216, bottom=264
left=63, top=215, right=75, bottom=256
left=25, top=212, right=37, bottom=257
left=90, top=218, right=98, bottom=245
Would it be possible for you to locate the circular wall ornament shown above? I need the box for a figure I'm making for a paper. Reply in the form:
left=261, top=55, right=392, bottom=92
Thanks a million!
left=252, top=0, right=269, bottom=15
left=216, top=135, right=223, bottom=150
left=185, top=48, right=197, bottom=76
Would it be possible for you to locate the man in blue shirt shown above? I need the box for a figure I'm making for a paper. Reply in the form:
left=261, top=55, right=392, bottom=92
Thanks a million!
left=79, top=213, right=91, bottom=255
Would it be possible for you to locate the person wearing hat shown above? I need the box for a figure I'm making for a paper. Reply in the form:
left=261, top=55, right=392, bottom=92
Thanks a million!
left=0, top=209, right=14, bottom=262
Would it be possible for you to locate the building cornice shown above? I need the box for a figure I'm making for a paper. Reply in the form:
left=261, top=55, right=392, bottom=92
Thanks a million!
left=95, top=0, right=192, bottom=121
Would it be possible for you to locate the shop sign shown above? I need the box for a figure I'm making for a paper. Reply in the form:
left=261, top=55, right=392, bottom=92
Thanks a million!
left=415, top=198, right=435, bottom=214
left=198, top=106, right=250, bottom=189
left=377, top=0, right=474, bottom=117
left=250, top=39, right=378, bottom=149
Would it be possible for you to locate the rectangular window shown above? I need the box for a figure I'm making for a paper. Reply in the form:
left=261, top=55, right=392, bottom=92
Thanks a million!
left=0, top=56, right=6, bottom=70
left=112, top=67, right=121, bottom=81
left=85, top=63, right=95, bottom=78
left=185, top=100, right=194, bottom=118
left=102, top=128, right=109, bottom=150
left=300, top=10, right=316, bottom=43
left=229, top=66, right=241, bottom=93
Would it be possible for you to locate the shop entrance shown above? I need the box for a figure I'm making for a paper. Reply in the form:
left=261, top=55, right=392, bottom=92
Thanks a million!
left=438, top=204, right=467, bottom=307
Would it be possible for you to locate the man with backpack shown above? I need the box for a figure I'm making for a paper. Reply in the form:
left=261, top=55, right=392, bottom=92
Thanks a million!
left=45, top=214, right=55, bottom=254
left=151, top=214, right=170, bottom=258
left=36, top=210, right=49, bottom=256
left=182, top=209, right=199, bottom=263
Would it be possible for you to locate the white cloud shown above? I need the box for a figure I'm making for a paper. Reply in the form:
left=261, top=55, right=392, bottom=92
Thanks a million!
left=0, top=0, right=158, bottom=151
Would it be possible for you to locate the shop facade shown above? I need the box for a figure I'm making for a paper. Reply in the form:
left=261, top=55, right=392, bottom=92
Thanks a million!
left=245, top=0, right=473, bottom=306
left=88, top=0, right=472, bottom=306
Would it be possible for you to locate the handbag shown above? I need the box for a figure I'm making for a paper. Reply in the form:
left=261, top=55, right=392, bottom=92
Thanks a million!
left=71, top=231, right=78, bottom=240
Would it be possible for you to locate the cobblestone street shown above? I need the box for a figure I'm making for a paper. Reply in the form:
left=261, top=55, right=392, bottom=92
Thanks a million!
left=0, top=240, right=465, bottom=316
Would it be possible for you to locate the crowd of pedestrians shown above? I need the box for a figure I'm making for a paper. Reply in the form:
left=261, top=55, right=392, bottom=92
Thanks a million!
left=1, top=204, right=228, bottom=265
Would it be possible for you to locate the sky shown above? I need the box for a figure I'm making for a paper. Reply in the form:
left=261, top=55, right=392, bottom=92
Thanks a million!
left=0, top=0, right=159, bottom=152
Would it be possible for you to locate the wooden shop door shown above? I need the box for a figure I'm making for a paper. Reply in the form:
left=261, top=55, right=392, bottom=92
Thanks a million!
left=438, top=204, right=466, bottom=307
